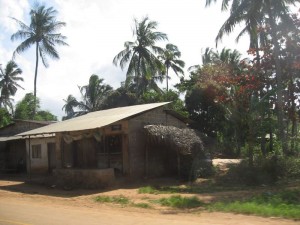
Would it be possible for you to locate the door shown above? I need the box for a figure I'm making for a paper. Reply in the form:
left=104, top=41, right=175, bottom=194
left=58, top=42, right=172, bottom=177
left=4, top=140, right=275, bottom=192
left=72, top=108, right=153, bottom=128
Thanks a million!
left=47, top=143, right=56, bottom=173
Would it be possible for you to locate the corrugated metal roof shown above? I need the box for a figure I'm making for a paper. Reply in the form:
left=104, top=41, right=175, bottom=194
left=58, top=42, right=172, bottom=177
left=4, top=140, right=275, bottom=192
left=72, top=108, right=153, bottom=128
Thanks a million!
left=0, top=136, right=23, bottom=142
left=0, top=134, right=55, bottom=142
left=18, top=102, right=170, bottom=136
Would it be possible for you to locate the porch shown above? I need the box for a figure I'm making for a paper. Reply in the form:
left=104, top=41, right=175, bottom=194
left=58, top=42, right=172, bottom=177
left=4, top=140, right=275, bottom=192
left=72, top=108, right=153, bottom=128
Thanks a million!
left=53, top=168, right=115, bottom=188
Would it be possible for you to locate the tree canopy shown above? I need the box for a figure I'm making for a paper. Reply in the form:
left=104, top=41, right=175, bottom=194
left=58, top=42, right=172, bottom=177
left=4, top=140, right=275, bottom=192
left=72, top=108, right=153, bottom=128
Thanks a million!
left=11, top=3, right=68, bottom=116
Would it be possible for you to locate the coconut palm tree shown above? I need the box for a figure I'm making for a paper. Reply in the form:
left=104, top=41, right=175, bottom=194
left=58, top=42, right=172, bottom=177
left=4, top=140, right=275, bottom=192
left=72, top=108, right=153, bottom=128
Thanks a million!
left=11, top=3, right=68, bottom=116
left=159, top=44, right=185, bottom=91
left=113, top=16, right=168, bottom=97
left=62, top=95, right=79, bottom=120
left=205, top=0, right=297, bottom=154
left=62, top=75, right=113, bottom=119
left=0, top=60, right=23, bottom=112
left=77, top=75, right=113, bottom=113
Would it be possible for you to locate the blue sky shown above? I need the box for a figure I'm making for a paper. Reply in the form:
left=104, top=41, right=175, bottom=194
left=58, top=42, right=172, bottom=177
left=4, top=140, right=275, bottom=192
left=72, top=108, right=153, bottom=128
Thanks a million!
left=0, top=0, right=249, bottom=119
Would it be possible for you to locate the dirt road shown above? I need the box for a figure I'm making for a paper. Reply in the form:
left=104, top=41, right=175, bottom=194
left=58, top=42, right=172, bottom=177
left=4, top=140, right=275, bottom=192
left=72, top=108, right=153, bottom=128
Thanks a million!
left=1, top=197, right=298, bottom=225
left=0, top=178, right=298, bottom=225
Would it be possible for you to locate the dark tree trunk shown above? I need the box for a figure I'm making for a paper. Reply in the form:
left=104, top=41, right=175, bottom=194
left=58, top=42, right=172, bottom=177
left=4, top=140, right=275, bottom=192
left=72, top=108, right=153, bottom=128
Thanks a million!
left=266, top=2, right=288, bottom=154
left=33, top=42, right=39, bottom=118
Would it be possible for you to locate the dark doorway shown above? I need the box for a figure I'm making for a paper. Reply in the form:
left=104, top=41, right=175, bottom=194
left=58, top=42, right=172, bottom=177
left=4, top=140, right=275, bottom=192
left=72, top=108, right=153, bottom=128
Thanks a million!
left=47, top=143, right=56, bottom=173
left=73, top=138, right=97, bottom=168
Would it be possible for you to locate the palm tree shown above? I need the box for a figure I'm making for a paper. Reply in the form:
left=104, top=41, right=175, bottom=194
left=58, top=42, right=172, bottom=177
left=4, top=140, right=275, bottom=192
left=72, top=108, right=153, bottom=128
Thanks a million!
left=189, top=47, right=241, bottom=74
left=113, top=16, right=168, bottom=97
left=62, top=95, right=79, bottom=120
left=78, top=75, right=113, bottom=113
left=11, top=3, right=68, bottom=116
left=159, top=44, right=185, bottom=91
left=62, top=75, right=113, bottom=119
left=205, top=0, right=297, bottom=154
left=0, top=60, right=23, bottom=112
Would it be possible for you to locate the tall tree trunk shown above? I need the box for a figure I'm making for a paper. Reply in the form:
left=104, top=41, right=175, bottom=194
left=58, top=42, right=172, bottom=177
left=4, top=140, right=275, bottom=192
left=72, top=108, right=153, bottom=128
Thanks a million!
left=248, top=118, right=254, bottom=167
left=266, top=2, right=288, bottom=154
left=254, top=37, right=267, bottom=157
left=289, top=77, right=296, bottom=153
left=136, top=56, right=141, bottom=97
left=166, top=66, right=169, bottom=92
left=33, top=42, right=39, bottom=119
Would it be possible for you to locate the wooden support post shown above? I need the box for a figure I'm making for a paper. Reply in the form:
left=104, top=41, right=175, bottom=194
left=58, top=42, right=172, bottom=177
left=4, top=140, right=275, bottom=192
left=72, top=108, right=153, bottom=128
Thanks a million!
left=145, top=136, right=149, bottom=178
left=28, top=135, right=31, bottom=180
left=177, top=151, right=180, bottom=180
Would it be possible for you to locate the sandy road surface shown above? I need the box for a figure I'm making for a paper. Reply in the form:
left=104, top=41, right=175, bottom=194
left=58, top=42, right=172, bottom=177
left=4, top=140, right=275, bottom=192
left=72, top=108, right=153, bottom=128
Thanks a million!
left=0, top=178, right=299, bottom=225
left=0, top=197, right=298, bottom=225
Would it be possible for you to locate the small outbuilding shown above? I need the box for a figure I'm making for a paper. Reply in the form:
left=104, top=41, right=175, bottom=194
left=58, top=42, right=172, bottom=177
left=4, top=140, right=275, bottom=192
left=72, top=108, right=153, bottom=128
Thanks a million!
left=0, top=120, right=55, bottom=173
left=144, top=125, right=211, bottom=180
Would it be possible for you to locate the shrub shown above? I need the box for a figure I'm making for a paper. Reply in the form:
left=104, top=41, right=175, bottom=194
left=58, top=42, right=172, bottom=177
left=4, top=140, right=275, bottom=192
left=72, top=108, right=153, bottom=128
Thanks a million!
left=95, top=195, right=129, bottom=205
left=155, top=195, right=204, bottom=209
left=209, top=189, right=300, bottom=219
left=224, top=155, right=300, bottom=185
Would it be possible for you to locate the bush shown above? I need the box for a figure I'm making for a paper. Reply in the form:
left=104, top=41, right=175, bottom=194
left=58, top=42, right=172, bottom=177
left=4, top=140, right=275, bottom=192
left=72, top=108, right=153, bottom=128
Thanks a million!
left=95, top=195, right=130, bottom=205
left=155, top=195, right=204, bottom=209
left=224, top=155, right=300, bottom=185
left=209, top=189, right=300, bottom=219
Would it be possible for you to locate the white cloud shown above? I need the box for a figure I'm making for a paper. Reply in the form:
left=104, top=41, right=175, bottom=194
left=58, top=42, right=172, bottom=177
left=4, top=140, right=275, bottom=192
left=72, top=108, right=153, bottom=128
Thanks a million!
left=1, top=0, right=250, bottom=120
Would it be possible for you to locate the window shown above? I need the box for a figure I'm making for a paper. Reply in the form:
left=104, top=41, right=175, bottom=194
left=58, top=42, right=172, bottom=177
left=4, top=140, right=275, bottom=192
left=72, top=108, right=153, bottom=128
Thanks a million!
left=106, top=135, right=122, bottom=154
left=32, top=144, right=42, bottom=159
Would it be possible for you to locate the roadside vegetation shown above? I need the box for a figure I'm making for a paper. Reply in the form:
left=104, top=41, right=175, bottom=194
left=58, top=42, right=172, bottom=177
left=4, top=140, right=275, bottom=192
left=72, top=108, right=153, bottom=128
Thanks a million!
left=208, top=189, right=300, bottom=220
left=96, top=158, right=300, bottom=220
left=95, top=195, right=130, bottom=205
left=152, top=195, right=204, bottom=209
left=96, top=183, right=300, bottom=220
left=94, top=195, right=151, bottom=209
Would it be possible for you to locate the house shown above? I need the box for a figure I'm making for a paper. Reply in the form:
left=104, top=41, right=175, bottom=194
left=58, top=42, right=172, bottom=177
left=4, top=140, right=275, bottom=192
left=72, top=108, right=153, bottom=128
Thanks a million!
left=18, top=102, right=188, bottom=186
left=0, top=119, right=55, bottom=173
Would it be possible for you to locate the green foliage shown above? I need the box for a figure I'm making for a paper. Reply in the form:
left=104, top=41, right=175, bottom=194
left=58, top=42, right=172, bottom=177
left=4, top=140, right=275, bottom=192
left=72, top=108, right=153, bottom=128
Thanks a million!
left=103, top=86, right=138, bottom=109
left=224, top=156, right=300, bottom=185
left=154, top=195, right=204, bottom=209
left=141, top=89, right=188, bottom=117
left=15, top=93, right=39, bottom=120
left=15, top=93, right=57, bottom=121
left=132, top=203, right=152, bottom=208
left=113, top=16, right=168, bottom=97
left=62, top=75, right=113, bottom=119
left=138, top=186, right=160, bottom=194
left=35, top=110, right=57, bottom=121
left=158, top=43, right=185, bottom=91
left=94, top=195, right=130, bottom=205
left=185, top=85, right=225, bottom=137
left=0, top=108, right=12, bottom=127
left=138, top=183, right=242, bottom=195
left=0, top=60, right=23, bottom=112
left=11, top=3, right=68, bottom=114
left=209, top=189, right=300, bottom=219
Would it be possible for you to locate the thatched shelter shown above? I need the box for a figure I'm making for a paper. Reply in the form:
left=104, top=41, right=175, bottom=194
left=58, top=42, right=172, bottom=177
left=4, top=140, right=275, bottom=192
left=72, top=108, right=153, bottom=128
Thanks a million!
left=144, top=125, right=211, bottom=180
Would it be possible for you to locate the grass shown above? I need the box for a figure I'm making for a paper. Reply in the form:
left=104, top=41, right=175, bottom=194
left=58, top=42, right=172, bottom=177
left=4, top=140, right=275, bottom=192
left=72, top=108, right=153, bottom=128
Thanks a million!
left=138, top=186, right=161, bottom=194
left=138, top=184, right=244, bottom=195
left=95, top=195, right=151, bottom=208
left=132, top=202, right=152, bottom=208
left=208, top=189, right=300, bottom=220
left=153, top=195, right=204, bottom=209
left=95, top=195, right=130, bottom=205
left=95, top=187, right=300, bottom=220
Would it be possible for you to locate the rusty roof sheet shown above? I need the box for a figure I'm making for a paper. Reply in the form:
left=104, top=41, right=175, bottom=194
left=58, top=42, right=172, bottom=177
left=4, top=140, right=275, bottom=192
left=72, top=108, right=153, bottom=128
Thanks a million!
left=17, top=102, right=170, bottom=136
